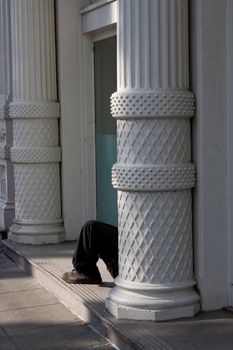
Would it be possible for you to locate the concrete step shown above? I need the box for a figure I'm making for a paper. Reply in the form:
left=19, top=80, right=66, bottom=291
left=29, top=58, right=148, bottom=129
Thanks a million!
left=2, top=240, right=146, bottom=350
left=3, top=239, right=233, bottom=350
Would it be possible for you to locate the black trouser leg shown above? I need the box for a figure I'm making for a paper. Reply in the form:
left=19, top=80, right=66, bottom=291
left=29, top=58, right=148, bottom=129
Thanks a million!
left=72, top=220, right=118, bottom=278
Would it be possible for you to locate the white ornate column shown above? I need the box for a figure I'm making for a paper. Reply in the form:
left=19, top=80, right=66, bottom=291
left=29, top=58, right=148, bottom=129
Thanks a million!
left=106, top=0, right=200, bottom=320
left=8, top=0, right=64, bottom=244
left=0, top=0, right=15, bottom=231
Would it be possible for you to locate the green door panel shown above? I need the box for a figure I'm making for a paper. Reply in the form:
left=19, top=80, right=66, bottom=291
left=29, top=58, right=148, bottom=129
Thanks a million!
left=94, top=36, right=117, bottom=226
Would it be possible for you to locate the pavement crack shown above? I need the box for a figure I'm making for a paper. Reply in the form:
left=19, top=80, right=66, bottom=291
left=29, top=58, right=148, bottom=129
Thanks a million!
left=0, top=287, right=42, bottom=295
left=0, top=301, right=60, bottom=313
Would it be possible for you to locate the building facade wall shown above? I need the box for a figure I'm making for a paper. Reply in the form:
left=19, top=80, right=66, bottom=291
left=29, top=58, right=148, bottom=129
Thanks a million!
left=1, top=0, right=233, bottom=315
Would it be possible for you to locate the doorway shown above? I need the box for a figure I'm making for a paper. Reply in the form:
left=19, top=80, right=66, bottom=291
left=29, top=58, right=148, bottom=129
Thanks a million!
left=94, top=36, right=117, bottom=226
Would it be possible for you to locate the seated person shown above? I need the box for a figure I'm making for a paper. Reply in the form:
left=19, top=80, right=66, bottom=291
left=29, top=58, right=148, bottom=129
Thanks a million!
left=62, top=220, right=118, bottom=284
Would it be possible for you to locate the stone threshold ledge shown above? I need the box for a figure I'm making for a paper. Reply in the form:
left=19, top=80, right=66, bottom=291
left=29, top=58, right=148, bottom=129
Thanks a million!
left=2, top=239, right=233, bottom=350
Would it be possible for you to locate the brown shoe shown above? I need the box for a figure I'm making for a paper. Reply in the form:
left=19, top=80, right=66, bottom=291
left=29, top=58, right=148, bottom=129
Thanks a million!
left=62, top=270, right=102, bottom=284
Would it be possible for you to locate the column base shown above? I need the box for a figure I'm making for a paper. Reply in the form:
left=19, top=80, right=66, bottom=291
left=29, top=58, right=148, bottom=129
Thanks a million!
left=9, top=222, right=65, bottom=244
left=105, top=278, right=200, bottom=321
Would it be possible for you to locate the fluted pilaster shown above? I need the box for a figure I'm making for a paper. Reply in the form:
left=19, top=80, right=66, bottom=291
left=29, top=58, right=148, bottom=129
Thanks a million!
left=0, top=0, right=11, bottom=96
left=106, top=0, right=199, bottom=321
left=9, top=0, right=64, bottom=244
left=0, top=0, right=15, bottom=230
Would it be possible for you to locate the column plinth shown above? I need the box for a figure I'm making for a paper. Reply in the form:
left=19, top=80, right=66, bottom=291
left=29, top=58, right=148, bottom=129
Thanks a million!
left=107, top=279, right=199, bottom=321
left=105, top=0, right=200, bottom=320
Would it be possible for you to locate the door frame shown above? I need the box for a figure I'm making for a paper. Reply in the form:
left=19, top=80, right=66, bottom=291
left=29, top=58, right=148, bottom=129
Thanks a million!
left=56, top=0, right=116, bottom=240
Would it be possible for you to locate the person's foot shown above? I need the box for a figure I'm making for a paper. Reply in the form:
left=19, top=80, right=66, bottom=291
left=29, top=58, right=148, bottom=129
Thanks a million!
left=62, top=270, right=102, bottom=284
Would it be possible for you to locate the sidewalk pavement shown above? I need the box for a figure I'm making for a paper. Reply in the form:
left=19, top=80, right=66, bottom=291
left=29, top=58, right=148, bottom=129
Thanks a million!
left=0, top=249, right=115, bottom=350
left=2, top=239, right=233, bottom=350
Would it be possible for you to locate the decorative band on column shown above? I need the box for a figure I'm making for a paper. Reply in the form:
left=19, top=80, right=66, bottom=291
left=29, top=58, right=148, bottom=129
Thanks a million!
left=111, top=91, right=195, bottom=118
left=112, top=164, right=195, bottom=191
left=9, top=102, right=60, bottom=119
left=10, top=147, right=61, bottom=163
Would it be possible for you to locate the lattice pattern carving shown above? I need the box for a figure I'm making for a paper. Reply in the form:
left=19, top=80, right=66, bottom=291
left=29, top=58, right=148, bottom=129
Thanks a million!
left=112, top=164, right=195, bottom=190
left=13, top=119, right=58, bottom=147
left=0, top=96, right=8, bottom=119
left=0, top=146, right=10, bottom=160
left=10, top=147, right=61, bottom=163
left=4, top=146, right=11, bottom=160
left=111, top=91, right=194, bottom=118
left=0, top=104, right=6, bottom=118
left=0, top=165, right=6, bottom=201
left=14, top=164, right=61, bottom=221
left=9, top=102, right=60, bottom=119
left=117, top=119, right=191, bottom=165
left=0, top=96, right=8, bottom=120
left=118, top=191, right=193, bottom=284
left=0, top=121, right=6, bottom=146
left=0, top=146, right=5, bottom=159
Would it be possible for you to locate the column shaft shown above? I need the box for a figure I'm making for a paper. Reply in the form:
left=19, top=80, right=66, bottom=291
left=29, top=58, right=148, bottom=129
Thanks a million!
left=106, top=0, right=200, bottom=321
left=9, top=0, right=64, bottom=244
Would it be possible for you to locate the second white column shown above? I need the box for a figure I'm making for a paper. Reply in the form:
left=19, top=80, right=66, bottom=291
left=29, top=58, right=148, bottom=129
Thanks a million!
left=9, top=0, right=64, bottom=244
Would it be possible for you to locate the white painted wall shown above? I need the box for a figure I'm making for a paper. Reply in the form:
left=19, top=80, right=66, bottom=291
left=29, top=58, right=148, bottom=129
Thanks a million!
left=190, top=0, right=231, bottom=310
left=56, top=0, right=96, bottom=240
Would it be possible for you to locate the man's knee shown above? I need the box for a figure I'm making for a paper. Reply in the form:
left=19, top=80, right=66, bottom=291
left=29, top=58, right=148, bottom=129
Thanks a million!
left=82, top=220, right=99, bottom=231
left=84, top=220, right=97, bottom=226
